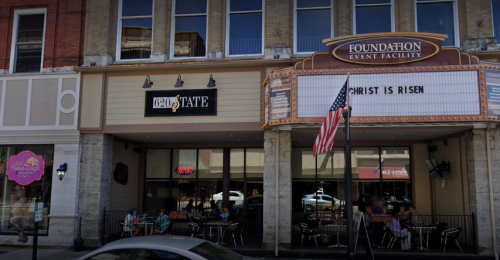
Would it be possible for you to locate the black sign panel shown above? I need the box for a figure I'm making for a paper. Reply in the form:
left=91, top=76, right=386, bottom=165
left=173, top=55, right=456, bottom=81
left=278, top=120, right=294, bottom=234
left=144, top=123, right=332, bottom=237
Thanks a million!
left=145, top=89, right=217, bottom=117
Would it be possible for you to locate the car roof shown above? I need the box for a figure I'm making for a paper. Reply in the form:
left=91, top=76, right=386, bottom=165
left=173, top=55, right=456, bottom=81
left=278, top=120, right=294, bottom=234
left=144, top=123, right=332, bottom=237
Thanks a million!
left=103, top=236, right=204, bottom=251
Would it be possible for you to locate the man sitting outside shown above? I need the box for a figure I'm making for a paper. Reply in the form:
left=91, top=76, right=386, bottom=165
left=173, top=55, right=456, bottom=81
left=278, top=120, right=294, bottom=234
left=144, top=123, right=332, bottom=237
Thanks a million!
left=150, top=209, right=170, bottom=235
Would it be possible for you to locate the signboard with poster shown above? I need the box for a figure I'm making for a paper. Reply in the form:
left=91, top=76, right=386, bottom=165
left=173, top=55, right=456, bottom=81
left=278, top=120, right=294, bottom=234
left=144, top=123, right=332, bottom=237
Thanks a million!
left=269, top=76, right=291, bottom=119
left=486, top=71, right=500, bottom=115
left=6, top=151, right=45, bottom=186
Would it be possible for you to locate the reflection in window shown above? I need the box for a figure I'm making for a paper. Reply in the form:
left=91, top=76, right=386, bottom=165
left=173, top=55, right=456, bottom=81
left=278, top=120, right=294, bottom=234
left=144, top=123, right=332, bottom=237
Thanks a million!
left=227, top=0, right=263, bottom=55
left=118, top=0, right=153, bottom=60
left=381, top=148, right=410, bottom=180
left=416, top=0, right=457, bottom=46
left=0, top=145, right=53, bottom=235
left=352, top=148, right=380, bottom=179
left=230, top=148, right=244, bottom=179
left=198, top=149, right=223, bottom=179
left=292, top=148, right=315, bottom=178
left=317, top=148, right=344, bottom=179
left=173, top=0, right=207, bottom=58
left=355, top=0, right=392, bottom=34
left=146, top=149, right=170, bottom=179
left=246, top=148, right=264, bottom=178
left=295, top=0, right=332, bottom=53
left=143, top=180, right=171, bottom=212
left=493, top=0, right=500, bottom=45
left=14, top=13, right=45, bottom=73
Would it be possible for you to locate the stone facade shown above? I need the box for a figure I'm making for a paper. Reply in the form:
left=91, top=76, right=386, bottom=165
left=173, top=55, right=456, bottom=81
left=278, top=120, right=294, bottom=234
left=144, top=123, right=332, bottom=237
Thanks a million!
left=263, top=130, right=292, bottom=250
left=465, top=128, right=500, bottom=256
left=78, top=134, right=113, bottom=247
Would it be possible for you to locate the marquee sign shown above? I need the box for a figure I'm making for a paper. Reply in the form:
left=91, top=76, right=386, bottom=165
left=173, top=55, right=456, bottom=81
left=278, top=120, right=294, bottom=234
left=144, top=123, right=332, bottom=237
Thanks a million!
left=145, top=89, right=217, bottom=117
left=6, top=151, right=45, bottom=186
left=332, top=37, right=439, bottom=65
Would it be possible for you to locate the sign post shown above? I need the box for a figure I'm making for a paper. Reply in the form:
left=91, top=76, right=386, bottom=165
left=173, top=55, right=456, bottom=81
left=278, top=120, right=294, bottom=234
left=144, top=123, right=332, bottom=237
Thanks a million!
left=33, top=200, right=43, bottom=260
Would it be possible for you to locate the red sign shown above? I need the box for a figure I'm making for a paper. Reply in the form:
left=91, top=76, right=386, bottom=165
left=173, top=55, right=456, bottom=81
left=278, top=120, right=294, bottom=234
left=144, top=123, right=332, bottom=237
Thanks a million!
left=175, top=164, right=195, bottom=175
left=357, top=166, right=409, bottom=180
left=332, top=37, right=439, bottom=65
left=6, top=150, right=45, bottom=186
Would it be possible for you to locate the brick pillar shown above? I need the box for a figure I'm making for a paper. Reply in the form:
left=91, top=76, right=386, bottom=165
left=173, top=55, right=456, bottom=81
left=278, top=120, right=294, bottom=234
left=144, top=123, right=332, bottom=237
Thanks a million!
left=264, top=0, right=292, bottom=59
left=263, top=129, right=292, bottom=250
left=151, top=0, right=169, bottom=62
left=207, top=0, right=224, bottom=60
left=395, top=0, right=414, bottom=32
left=335, top=0, right=353, bottom=37
left=460, top=0, right=496, bottom=50
left=78, top=134, right=113, bottom=247
left=84, top=0, right=118, bottom=66
left=465, top=128, right=500, bottom=256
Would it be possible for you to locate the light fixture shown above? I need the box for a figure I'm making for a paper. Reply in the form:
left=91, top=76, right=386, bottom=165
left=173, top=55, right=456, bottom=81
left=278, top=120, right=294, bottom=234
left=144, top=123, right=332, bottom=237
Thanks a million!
left=207, top=74, right=216, bottom=88
left=174, top=75, right=184, bottom=88
left=57, top=163, right=68, bottom=181
left=147, top=188, right=153, bottom=198
left=143, top=75, right=153, bottom=88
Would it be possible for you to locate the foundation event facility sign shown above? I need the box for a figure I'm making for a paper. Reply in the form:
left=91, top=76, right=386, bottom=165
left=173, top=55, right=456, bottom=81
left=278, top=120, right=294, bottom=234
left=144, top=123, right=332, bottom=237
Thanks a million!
left=6, top=150, right=45, bottom=186
left=145, top=89, right=217, bottom=117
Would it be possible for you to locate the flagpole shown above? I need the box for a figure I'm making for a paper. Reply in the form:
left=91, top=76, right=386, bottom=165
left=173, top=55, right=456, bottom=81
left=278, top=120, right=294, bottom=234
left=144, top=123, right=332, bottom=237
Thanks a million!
left=344, top=73, right=354, bottom=259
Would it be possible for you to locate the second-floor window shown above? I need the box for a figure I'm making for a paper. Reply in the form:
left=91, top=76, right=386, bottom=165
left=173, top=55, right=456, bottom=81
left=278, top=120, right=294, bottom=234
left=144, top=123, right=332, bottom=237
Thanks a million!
left=226, top=0, right=264, bottom=56
left=416, top=0, right=459, bottom=47
left=294, top=0, right=333, bottom=54
left=172, top=0, right=208, bottom=58
left=117, top=0, right=153, bottom=60
left=493, top=0, right=500, bottom=45
left=354, top=0, right=394, bottom=34
left=10, top=9, right=47, bottom=73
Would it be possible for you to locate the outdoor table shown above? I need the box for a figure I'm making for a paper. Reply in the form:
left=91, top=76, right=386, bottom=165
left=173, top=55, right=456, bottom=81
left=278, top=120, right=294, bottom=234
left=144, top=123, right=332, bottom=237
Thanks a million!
left=137, top=221, right=154, bottom=236
left=412, top=225, right=437, bottom=251
left=327, top=224, right=347, bottom=248
left=207, top=221, right=233, bottom=245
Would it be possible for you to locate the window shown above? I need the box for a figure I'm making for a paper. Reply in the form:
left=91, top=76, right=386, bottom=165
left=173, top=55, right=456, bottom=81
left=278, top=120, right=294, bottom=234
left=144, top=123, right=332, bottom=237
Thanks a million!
left=189, top=242, right=243, bottom=260
left=86, top=249, right=132, bottom=260
left=0, top=145, right=53, bottom=235
left=294, top=0, right=333, bottom=53
left=117, top=0, right=153, bottom=60
left=416, top=0, right=459, bottom=47
left=10, top=9, right=46, bottom=73
left=171, top=0, right=208, bottom=58
left=135, top=250, right=190, bottom=260
left=226, top=0, right=264, bottom=56
left=354, top=0, right=394, bottom=34
left=493, top=0, right=500, bottom=45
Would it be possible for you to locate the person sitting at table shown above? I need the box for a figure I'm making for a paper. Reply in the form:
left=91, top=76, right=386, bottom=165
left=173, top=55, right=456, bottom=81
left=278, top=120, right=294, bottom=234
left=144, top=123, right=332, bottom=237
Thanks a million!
left=185, top=199, right=195, bottom=220
left=386, top=216, right=411, bottom=250
left=210, top=200, right=219, bottom=212
left=220, top=207, right=230, bottom=221
left=409, top=205, right=420, bottom=225
left=397, top=206, right=410, bottom=224
left=124, top=208, right=141, bottom=237
left=150, top=209, right=170, bottom=235
left=196, top=202, right=205, bottom=216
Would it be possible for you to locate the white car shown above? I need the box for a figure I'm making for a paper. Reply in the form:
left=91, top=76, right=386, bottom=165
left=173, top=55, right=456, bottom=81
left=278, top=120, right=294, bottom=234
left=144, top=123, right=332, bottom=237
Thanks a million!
left=78, top=236, right=258, bottom=260
left=211, top=191, right=244, bottom=208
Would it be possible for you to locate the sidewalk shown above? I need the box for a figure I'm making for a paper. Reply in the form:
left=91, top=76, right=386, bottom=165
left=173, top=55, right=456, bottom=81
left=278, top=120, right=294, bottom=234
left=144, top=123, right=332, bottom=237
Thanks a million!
left=0, top=247, right=92, bottom=260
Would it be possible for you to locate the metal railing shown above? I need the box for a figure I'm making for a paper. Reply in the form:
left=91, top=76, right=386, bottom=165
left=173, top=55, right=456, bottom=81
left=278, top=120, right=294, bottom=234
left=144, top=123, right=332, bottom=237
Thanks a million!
left=291, top=211, right=477, bottom=253
left=102, top=208, right=262, bottom=249
left=296, top=36, right=330, bottom=53
left=228, top=38, right=262, bottom=55
left=173, top=40, right=206, bottom=57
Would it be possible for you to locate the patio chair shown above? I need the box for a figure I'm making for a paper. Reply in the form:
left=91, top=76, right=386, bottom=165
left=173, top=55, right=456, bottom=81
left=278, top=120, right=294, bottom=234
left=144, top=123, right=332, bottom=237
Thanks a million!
left=299, top=222, right=319, bottom=248
left=119, top=220, right=132, bottom=239
left=387, top=228, right=410, bottom=251
left=194, top=217, right=206, bottom=240
left=441, top=227, right=463, bottom=253
left=222, top=222, right=244, bottom=247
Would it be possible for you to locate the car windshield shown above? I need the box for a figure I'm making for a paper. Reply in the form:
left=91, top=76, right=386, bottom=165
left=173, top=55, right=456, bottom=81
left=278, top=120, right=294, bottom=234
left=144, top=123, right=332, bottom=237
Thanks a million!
left=189, top=242, right=243, bottom=260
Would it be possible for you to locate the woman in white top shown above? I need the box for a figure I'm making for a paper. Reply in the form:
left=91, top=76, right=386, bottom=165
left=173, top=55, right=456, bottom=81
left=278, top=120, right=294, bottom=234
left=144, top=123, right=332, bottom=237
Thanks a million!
left=124, top=208, right=141, bottom=237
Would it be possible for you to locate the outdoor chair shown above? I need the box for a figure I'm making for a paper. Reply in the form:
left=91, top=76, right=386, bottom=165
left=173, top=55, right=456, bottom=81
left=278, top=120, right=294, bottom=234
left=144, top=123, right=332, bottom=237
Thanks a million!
left=119, top=220, right=132, bottom=239
left=299, top=222, right=319, bottom=248
left=441, top=227, right=463, bottom=253
left=387, top=228, right=410, bottom=251
left=222, top=222, right=244, bottom=247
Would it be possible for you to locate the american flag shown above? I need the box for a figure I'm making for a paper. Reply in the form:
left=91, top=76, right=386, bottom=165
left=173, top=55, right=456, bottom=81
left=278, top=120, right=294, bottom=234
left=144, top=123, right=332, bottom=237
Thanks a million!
left=313, top=78, right=349, bottom=157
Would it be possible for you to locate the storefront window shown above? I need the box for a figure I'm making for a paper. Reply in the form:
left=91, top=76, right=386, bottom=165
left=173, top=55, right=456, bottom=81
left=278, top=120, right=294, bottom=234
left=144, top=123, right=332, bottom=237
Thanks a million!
left=143, top=180, right=170, bottom=212
left=352, top=147, right=380, bottom=179
left=0, top=145, right=53, bottom=235
left=246, top=148, right=264, bottom=178
left=292, top=148, right=315, bottom=178
left=416, top=0, right=457, bottom=47
left=198, top=149, right=223, bottom=179
left=317, top=148, right=344, bottom=179
left=172, top=149, right=197, bottom=179
left=381, top=147, right=410, bottom=180
left=172, top=180, right=197, bottom=210
left=146, top=149, right=170, bottom=178
left=230, top=149, right=244, bottom=179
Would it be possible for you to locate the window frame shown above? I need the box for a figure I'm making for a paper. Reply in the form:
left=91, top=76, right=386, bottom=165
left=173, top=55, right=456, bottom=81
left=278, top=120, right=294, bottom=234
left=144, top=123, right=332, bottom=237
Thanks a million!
left=9, top=8, right=47, bottom=74
left=353, top=0, right=395, bottom=35
left=170, top=0, right=209, bottom=60
left=492, top=0, right=500, bottom=46
left=293, top=0, right=334, bottom=55
left=116, top=0, right=154, bottom=61
left=415, top=0, right=460, bottom=47
left=225, top=0, right=265, bottom=57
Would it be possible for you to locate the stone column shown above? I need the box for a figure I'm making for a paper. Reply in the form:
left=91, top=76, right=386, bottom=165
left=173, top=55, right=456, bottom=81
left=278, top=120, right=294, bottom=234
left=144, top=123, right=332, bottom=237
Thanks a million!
left=465, top=128, right=500, bottom=256
left=151, top=0, right=169, bottom=62
left=263, top=129, right=292, bottom=250
left=263, top=0, right=291, bottom=59
left=84, top=0, right=118, bottom=66
left=78, top=134, right=113, bottom=247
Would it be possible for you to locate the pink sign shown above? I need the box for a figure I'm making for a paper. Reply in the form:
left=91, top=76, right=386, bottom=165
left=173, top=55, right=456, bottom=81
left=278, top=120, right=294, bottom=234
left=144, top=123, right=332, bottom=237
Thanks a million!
left=6, top=150, right=45, bottom=186
left=357, top=166, right=409, bottom=180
